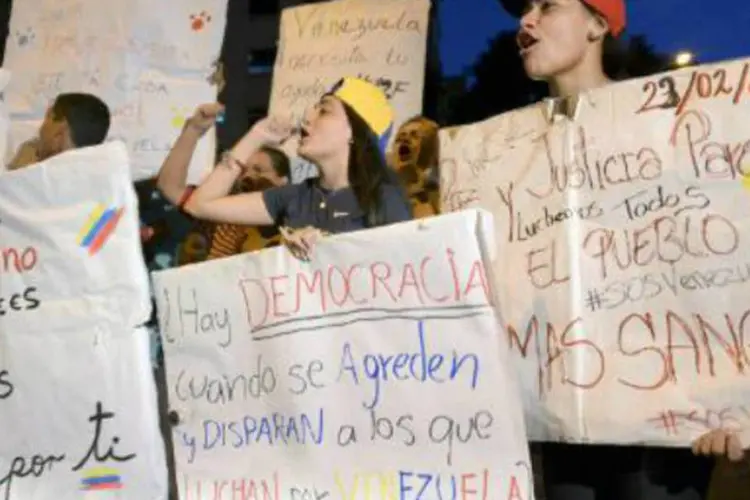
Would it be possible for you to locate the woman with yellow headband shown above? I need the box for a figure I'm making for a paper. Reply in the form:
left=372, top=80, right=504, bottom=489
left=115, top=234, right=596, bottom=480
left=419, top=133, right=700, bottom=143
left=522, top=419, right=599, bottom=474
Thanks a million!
left=184, top=77, right=411, bottom=259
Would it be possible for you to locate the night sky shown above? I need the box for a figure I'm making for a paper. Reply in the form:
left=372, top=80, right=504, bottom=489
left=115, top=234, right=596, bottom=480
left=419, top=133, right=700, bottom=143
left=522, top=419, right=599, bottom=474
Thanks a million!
left=440, top=0, right=750, bottom=76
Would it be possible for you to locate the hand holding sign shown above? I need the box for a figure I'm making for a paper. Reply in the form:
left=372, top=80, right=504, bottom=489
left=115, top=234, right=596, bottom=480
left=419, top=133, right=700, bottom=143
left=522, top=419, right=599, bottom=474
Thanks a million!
left=692, top=429, right=746, bottom=463
left=279, top=225, right=328, bottom=261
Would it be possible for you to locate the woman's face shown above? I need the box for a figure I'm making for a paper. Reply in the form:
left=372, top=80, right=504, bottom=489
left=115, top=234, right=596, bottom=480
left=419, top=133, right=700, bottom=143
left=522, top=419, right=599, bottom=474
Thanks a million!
left=517, top=0, right=598, bottom=80
left=242, top=150, right=286, bottom=189
left=297, top=95, right=352, bottom=164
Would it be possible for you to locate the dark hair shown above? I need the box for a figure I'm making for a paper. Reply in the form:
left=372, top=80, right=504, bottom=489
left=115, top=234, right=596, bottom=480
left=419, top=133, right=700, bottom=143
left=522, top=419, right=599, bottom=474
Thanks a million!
left=51, top=93, right=111, bottom=148
left=231, top=146, right=291, bottom=195
left=601, top=34, right=628, bottom=80
left=343, top=103, right=406, bottom=227
left=259, top=145, right=290, bottom=179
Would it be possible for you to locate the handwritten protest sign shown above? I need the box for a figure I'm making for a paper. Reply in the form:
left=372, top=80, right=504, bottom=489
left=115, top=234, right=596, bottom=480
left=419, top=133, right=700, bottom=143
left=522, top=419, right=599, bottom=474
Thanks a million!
left=2, top=0, right=227, bottom=182
left=440, top=58, right=750, bottom=447
left=153, top=210, right=536, bottom=500
left=270, top=0, right=430, bottom=182
left=0, top=143, right=167, bottom=498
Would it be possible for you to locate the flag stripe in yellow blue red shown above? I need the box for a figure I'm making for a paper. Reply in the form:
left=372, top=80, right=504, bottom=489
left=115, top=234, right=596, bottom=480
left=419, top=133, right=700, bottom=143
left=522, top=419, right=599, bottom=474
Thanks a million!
left=80, top=467, right=123, bottom=491
left=81, top=207, right=117, bottom=247
left=87, top=208, right=123, bottom=255
left=77, top=203, right=105, bottom=244
left=78, top=204, right=124, bottom=255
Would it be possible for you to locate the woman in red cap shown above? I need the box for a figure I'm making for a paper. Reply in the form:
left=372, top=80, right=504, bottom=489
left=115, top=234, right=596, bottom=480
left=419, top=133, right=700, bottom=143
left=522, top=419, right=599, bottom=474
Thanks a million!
left=504, top=0, right=626, bottom=96
left=498, top=1, right=714, bottom=499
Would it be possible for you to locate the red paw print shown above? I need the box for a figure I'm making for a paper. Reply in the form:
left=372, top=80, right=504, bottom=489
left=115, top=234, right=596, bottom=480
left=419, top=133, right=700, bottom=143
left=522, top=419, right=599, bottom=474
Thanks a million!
left=190, top=11, right=211, bottom=32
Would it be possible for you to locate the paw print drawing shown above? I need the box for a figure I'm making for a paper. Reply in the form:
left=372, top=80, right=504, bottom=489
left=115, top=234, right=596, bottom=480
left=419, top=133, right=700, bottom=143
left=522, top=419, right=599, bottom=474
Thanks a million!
left=190, top=11, right=211, bottom=32
left=170, top=107, right=189, bottom=129
left=15, top=27, right=35, bottom=47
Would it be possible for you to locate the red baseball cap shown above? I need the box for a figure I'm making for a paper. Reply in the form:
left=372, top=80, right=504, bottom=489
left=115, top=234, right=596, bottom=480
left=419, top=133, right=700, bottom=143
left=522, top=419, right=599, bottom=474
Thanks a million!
left=498, top=0, right=626, bottom=37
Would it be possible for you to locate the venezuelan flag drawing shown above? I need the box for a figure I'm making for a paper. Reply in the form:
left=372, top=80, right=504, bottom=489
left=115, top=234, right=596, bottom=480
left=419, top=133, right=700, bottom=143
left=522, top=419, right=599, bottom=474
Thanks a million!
left=80, top=467, right=124, bottom=491
left=78, top=204, right=124, bottom=255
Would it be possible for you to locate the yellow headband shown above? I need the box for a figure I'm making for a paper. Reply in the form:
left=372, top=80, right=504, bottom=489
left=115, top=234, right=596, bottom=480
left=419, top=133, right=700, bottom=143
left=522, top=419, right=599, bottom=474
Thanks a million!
left=330, top=77, right=394, bottom=154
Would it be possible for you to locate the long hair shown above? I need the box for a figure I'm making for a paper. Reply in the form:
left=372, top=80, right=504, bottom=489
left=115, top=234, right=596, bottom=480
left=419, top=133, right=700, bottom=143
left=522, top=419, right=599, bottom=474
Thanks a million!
left=260, top=145, right=291, bottom=178
left=342, top=103, right=405, bottom=227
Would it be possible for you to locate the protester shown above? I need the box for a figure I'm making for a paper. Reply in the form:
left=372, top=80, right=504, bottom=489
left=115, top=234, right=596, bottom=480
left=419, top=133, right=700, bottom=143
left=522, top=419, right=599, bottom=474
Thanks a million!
left=183, top=77, right=412, bottom=260
left=156, top=102, right=224, bottom=206
left=206, top=146, right=290, bottom=258
left=498, top=0, right=713, bottom=499
left=7, top=92, right=110, bottom=169
left=155, top=102, right=292, bottom=260
left=390, top=115, right=440, bottom=218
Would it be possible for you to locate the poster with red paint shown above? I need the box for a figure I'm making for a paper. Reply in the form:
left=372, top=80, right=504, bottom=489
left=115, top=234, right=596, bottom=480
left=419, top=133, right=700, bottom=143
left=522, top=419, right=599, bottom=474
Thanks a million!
left=0, top=142, right=167, bottom=498
left=440, top=57, right=750, bottom=447
left=2, top=0, right=227, bottom=182
left=153, top=210, right=536, bottom=500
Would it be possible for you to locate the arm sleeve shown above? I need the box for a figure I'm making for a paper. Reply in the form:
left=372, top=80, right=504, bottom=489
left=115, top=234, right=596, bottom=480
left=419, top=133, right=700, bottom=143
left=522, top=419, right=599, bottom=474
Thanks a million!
left=261, top=183, right=298, bottom=224
left=379, top=184, right=414, bottom=225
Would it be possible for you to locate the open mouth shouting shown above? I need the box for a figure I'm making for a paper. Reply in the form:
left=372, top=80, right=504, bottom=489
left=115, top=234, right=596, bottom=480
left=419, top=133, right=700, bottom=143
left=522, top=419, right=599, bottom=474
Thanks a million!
left=517, top=30, right=539, bottom=56
left=299, top=127, right=310, bottom=143
left=397, top=142, right=412, bottom=161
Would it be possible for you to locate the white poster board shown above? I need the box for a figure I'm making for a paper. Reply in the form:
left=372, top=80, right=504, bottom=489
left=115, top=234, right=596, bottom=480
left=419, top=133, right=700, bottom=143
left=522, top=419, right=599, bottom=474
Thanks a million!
left=2, top=0, right=228, bottom=182
left=440, top=57, right=750, bottom=447
left=0, top=143, right=167, bottom=499
left=154, top=210, right=535, bottom=500
left=270, top=0, right=430, bottom=182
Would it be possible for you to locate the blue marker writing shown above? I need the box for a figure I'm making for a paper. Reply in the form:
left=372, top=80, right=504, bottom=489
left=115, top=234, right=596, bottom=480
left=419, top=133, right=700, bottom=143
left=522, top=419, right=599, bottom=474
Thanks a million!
left=337, top=320, right=480, bottom=410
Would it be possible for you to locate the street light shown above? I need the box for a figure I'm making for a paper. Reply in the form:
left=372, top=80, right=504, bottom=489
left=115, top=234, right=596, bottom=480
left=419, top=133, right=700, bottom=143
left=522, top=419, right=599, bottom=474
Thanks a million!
left=674, top=51, right=694, bottom=67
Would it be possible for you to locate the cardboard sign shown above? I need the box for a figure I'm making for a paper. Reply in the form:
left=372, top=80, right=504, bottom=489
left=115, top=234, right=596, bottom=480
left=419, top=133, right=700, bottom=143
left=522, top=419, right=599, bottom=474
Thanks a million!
left=0, top=143, right=167, bottom=499
left=2, top=0, right=227, bottom=182
left=153, top=210, right=535, bottom=500
left=439, top=58, right=750, bottom=447
left=269, top=0, right=430, bottom=182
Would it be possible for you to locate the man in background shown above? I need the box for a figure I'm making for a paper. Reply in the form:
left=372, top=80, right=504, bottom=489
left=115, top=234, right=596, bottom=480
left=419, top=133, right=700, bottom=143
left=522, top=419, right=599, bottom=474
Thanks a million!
left=7, top=92, right=110, bottom=169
